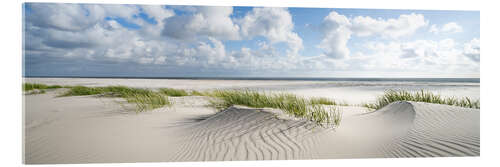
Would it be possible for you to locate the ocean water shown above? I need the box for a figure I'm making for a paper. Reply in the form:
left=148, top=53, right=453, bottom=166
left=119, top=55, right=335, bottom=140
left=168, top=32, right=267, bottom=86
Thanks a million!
left=24, top=77, right=480, bottom=104
left=25, top=76, right=480, bottom=83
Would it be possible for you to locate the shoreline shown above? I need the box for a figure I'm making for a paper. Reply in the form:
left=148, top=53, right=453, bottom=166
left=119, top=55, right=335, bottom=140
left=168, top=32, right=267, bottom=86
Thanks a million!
left=23, top=76, right=480, bottom=83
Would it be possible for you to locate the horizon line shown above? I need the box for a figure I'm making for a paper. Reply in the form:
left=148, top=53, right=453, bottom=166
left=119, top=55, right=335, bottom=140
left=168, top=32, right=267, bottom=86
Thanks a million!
left=22, top=75, right=480, bottom=81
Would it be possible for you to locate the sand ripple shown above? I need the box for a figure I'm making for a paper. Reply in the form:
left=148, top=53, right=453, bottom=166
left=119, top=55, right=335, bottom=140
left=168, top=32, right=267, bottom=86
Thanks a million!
left=171, top=101, right=479, bottom=160
left=379, top=102, right=479, bottom=157
left=171, top=107, right=324, bottom=161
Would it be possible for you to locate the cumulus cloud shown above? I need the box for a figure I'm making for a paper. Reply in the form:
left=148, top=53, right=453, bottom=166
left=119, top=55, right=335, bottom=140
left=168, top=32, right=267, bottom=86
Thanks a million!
left=318, top=11, right=352, bottom=59
left=429, top=22, right=463, bottom=34
left=26, top=3, right=104, bottom=31
left=24, top=3, right=479, bottom=77
left=161, top=6, right=240, bottom=40
left=347, top=38, right=478, bottom=74
left=367, top=39, right=459, bottom=60
left=26, top=3, right=143, bottom=32
left=350, top=13, right=428, bottom=38
left=25, top=3, right=309, bottom=75
left=178, top=37, right=230, bottom=67
left=238, top=7, right=303, bottom=53
left=25, top=4, right=178, bottom=66
left=463, top=38, right=480, bottom=62
left=318, top=11, right=428, bottom=59
left=140, top=5, right=175, bottom=23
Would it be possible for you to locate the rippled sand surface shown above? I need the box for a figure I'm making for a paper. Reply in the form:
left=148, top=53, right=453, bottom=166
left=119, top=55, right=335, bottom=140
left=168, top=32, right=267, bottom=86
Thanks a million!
left=24, top=90, right=479, bottom=164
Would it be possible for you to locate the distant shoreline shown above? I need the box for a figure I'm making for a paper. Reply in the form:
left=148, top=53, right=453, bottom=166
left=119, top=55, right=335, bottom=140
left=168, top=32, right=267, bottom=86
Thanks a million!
left=23, top=76, right=480, bottom=83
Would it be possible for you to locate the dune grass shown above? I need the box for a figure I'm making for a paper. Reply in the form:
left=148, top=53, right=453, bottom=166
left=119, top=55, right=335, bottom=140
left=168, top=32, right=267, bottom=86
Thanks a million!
left=60, top=85, right=171, bottom=112
left=24, top=82, right=478, bottom=123
left=124, top=92, right=170, bottom=112
left=190, top=90, right=206, bottom=96
left=309, top=97, right=349, bottom=106
left=208, top=90, right=341, bottom=127
left=310, top=97, right=336, bottom=105
left=364, top=89, right=480, bottom=110
left=23, top=83, right=63, bottom=91
left=159, top=88, right=190, bottom=97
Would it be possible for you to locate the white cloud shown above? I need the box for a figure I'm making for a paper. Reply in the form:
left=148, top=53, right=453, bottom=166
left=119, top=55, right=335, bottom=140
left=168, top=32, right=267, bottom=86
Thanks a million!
left=161, top=6, right=240, bottom=40
left=98, top=4, right=140, bottom=20
left=429, top=22, right=463, bottom=34
left=343, top=38, right=478, bottom=74
left=463, top=38, right=480, bottom=62
left=24, top=4, right=479, bottom=77
left=140, top=5, right=175, bottom=25
left=193, top=37, right=228, bottom=66
left=25, top=4, right=178, bottom=66
left=27, top=3, right=104, bottom=31
left=26, top=4, right=144, bottom=32
left=238, top=7, right=303, bottom=54
left=318, top=11, right=428, bottom=59
left=318, top=11, right=352, bottom=59
left=137, top=5, right=175, bottom=37
left=351, top=13, right=428, bottom=38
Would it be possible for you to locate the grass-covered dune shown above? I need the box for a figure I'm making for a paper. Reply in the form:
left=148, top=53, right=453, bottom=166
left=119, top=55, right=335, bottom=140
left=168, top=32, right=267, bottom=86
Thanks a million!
left=364, top=90, right=480, bottom=110
left=22, top=83, right=343, bottom=126
left=23, top=83, right=480, bottom=127
left=23, top=83, right=65, bottom=94
left=207, top=90, right=342, bottom=127
left=61, top=86, right=172, bottom=112
left=159, top=88, right=190, bottom=97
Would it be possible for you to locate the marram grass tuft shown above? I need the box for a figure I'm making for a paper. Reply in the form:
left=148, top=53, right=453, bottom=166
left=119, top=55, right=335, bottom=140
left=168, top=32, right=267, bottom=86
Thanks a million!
left=364, top=89, right=480, bottom=110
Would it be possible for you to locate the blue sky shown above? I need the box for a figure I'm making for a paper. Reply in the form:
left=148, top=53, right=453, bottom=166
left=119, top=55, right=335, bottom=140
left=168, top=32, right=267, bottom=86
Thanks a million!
left=23, top=3, right=480, bottom=78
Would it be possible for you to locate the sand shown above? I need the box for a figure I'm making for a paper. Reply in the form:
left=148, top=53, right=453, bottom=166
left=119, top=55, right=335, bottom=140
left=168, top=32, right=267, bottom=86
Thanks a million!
left=24, top=87, right=479, bottom=164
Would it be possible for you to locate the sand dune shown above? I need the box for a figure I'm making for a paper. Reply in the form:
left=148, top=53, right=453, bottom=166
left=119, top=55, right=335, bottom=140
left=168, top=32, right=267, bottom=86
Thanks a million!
left=380, top=102, right=480, bottom=157
left=24, top=91, right=479, bottom=164
left=171, top=106, right=322, bottom=161
left=312, top=101, right=479, bottom=159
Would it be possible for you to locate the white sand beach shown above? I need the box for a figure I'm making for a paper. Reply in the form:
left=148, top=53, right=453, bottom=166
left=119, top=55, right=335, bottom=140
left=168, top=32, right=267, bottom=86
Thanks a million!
left=23, top=78, right=480, bottom=164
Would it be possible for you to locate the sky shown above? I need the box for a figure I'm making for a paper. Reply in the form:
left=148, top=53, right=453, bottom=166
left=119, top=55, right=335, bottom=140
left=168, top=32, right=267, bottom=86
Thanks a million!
left=23, top=3, right=480, bottom=78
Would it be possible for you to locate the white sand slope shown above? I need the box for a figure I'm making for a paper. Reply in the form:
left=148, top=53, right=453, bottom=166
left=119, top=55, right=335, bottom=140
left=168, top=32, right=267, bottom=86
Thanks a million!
left=24, top=91, right=479, bottom=164
left=379, top=102, right=480, bottom=157
left=312, top=101, right=479, bottom=159
left=171, top=106, right=322, bottom=161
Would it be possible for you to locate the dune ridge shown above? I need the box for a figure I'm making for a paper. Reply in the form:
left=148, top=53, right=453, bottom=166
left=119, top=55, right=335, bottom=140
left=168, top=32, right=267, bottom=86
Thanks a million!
left=379, top=102, right=480, bottom=157
left=171, top=106, right=325, bottom=161
left=169, top=101, right=479, bottom=160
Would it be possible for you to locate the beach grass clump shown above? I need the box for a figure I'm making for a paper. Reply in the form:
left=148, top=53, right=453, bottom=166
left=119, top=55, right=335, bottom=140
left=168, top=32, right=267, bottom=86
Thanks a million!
left=61, top=85, right=171, bottom=112
left=448, top=97, right=480, bottom=109
left=124, top=91, right=171, bottom=111
left=190, top=90, right=206, bottom=96
left=23, top=83, right=63, bottom=91
left=159, top=88, right=189, bottom=97
left=307, top=105, right=342, bottom=125
left=208, top=90, right=341, bottom=127
left=365, top=89, right=480, bottom=110
left=362, top=103, right=379, bottom=110
left=309, top=97, right=338, bottom=105
left=60, top=86, right=107, bottom=96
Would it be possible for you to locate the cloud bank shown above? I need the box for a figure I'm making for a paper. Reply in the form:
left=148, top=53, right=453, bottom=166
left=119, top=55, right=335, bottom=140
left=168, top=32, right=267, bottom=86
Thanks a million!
left=24, top=3, right=479, bottom=77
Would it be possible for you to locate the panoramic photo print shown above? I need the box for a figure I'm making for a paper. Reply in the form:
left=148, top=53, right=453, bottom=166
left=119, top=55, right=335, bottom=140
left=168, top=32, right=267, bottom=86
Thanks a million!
left=23, top=3, right=479, bottom=164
